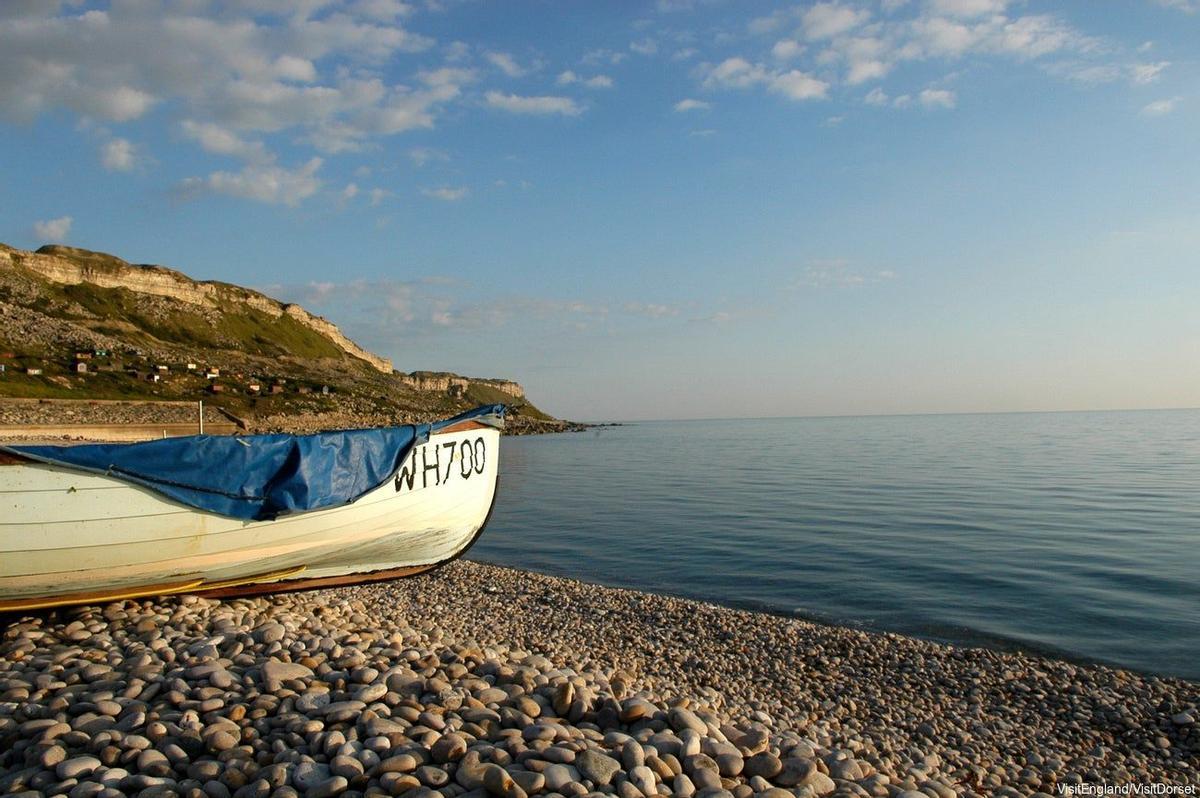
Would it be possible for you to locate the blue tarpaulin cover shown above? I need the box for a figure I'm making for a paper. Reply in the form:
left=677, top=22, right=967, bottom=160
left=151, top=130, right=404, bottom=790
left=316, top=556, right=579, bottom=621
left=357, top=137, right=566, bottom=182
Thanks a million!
left=2, top=404, right=504, bottom=521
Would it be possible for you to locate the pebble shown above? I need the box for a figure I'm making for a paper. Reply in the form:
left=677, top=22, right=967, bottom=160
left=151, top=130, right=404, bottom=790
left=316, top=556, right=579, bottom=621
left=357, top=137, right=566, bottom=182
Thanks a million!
left=743, top=753, right=781, bottom=779
left=542, top=765, right=580, bottom=792
left=307, top=776, right=349, bottom=798
left=0, top=558, right=1192, bottom=798
left=431, top=732, right=468, bottom=763
left=575, top=750, right=620, bottom=786
left=57, top=756, right=102, bottom=780
left=482, top=764, right=527, bottom=798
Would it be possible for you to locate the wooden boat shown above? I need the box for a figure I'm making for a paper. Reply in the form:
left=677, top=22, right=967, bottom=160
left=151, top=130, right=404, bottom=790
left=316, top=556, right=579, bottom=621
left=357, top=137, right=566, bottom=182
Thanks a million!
left=0, top=406, right=503, bottom=612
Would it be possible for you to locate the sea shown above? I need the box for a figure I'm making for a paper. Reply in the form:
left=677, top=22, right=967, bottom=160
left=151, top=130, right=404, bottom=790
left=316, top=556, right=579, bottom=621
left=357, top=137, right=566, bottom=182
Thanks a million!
left=469, top=409, right=1200, bottom=681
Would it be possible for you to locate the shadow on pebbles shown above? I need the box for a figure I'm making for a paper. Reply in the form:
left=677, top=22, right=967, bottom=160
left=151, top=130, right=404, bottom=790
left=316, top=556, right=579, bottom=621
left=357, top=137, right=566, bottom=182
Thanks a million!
left=1, top=560, right=1196, bottom=798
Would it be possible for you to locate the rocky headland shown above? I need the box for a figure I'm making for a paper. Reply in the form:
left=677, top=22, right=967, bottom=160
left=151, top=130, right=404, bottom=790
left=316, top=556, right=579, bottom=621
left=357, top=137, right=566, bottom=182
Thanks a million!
left=0, top=243, right=574, bottom=434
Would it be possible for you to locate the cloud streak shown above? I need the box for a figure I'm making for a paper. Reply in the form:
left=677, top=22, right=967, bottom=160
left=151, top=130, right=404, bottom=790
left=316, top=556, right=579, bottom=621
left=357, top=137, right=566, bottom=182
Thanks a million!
left=34, top=216, right=73, bottom=241
left=100, top=138, right=136, bottom=171
left=791, top=260, right=897, bottom=289
left=178, top=158, right=324, bottom=206
left=0, top=1, right=459, bottom=199
left=485, top=91, right=583, bottom=116
left=1141, top=97, right=1181, bottom=116
left=701, top=58, right=829, bottom=102
left=422, top=186, right=470, bottom=201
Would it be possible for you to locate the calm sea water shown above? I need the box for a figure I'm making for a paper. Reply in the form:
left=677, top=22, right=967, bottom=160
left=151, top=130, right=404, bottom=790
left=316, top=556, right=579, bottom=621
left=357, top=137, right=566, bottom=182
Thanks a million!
left=470, top=410, right=1200, bottom=681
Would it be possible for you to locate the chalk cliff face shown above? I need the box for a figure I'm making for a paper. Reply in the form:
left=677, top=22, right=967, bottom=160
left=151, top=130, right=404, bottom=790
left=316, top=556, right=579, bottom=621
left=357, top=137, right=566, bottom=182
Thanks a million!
left=0, top=241, right=555, bottom=428
left=398, top=372, right=525, bottom=398
left=0, top=244, right=392, bottom=373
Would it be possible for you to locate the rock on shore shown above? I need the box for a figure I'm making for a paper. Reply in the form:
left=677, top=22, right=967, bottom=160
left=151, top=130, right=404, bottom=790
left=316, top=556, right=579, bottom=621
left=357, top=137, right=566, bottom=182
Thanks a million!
left=1, top=561, right=1196, bottom=798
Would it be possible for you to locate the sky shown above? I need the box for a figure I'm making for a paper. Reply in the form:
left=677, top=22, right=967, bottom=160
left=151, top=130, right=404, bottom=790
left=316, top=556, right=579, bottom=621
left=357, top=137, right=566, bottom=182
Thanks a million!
left=0, top=0, right=1197, bottom=421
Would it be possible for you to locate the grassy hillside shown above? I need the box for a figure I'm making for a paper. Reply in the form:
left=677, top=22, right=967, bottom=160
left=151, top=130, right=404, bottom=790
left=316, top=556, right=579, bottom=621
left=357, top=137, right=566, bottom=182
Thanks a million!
left=0, top=243, right=566, bottom=432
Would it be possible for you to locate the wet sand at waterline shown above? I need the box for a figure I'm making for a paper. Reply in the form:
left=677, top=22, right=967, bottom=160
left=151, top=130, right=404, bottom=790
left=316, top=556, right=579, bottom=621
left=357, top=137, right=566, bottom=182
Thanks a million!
left=1, top=561, right=1196, bottom=798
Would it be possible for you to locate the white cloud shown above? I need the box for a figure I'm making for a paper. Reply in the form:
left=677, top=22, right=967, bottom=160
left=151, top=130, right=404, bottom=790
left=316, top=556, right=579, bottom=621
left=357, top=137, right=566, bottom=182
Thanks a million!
left=100, top=138, right=136, bottom=172
left=693, top=310, right=733, bottom=324
left=485, top=51, right=527, bottom=78
left=927, top=0, right=1009, bottom=18
left=793, top=260, right=896, bottom=288
left=801, top=3, right=870, bottom=40
left=702, top=58, right=828, bottom=102
left=703, top=57, right=770, bottom=89
left=351, top=0, right=415, bottom=21
left=485, top=91, right=583, bottom=116
left=919, top=88, right=956, bottom=108
left=989, top=15, right=1081, bottom=59
left=770, top=70, right=830, bottom=101
left=785, top=5, right=1089, bottom=89
left=864, top=87, right=890, bottom=106
left=422, top=186, right=469, bottom=201
left=748, top=9, right=791, bottom=36
left=630, top=38, right=659, bottom=55
left=867, top=88, right=950, bottom=110
left=672, top=47, right=699, bottom=61
left=444, top=39, right=470, bottom=61
left=33, top=216, right=72, bottom=242
left=368, top=187, right=389, bottom=205
left=909, top=17, right=982, bottom=57
left=1141, top=97, right=1181, bottom=116
left=341, top=182, right=359, bottom=200
left=1152, top=0, right=1198, bottom=11
left=771, top=40, right=805, bottom=61
left=581, top=48, right=627, bottom=66
left=408, top=146, right=449, bottom=166
left=1131, top=61, right=1169, bottom=84
left=180, top=120, right=270, bottom=163
left=557, top=71, right=613, bottom=89
left=0, top=3, right=447, bottom=168
left=179, top=158, right=323, bottom=206
left=623, top=301, right=679, bottom=318
left=674, top=98, right=711, bottom=112
left=1053, top=60, right=1170, bottom=87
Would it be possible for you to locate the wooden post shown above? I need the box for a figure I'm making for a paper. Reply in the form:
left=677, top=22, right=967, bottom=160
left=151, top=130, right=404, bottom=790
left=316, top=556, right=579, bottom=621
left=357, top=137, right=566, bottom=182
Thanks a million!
left=198, top=400, right=204, bottom=435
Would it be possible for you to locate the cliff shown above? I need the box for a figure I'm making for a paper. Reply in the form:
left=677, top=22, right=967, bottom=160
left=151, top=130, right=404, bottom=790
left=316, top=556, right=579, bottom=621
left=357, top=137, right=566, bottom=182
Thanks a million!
left=399, top=371, right=524, bottom=398
left=1, top=244, right=392, bottom=373
left=0, top=242, right=568, bottom=432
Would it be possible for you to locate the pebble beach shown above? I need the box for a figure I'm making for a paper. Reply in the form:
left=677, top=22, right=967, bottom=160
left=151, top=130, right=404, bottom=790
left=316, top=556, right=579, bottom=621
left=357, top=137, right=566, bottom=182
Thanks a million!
left=1, top=561, right=1196, bottom=798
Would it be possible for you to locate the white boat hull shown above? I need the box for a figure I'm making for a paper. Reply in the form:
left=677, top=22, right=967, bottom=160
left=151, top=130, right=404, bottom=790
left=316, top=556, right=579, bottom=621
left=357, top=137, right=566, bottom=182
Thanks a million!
left=0, top=424, right=500, bottom=609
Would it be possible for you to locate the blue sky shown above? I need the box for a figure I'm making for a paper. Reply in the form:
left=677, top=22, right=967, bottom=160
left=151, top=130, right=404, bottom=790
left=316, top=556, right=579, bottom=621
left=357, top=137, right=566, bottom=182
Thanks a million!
left=1, top=0, right=1196, bottom=421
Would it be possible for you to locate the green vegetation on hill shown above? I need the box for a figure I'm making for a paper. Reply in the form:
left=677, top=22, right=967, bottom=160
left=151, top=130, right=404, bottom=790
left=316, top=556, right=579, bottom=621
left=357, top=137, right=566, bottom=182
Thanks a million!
left=53, top=282, right=346, bottom=360
left=0, top=243, right=565, bottom=431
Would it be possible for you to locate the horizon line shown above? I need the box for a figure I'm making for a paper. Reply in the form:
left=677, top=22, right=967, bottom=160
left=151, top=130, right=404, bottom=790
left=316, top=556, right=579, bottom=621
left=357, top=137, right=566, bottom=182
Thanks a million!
left=574, top=404, right=1200, bottom=426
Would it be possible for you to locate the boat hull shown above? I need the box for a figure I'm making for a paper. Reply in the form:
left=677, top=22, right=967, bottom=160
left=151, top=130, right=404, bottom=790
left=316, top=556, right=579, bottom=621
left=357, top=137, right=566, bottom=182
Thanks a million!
left=0, top=424, right=500, bottom=610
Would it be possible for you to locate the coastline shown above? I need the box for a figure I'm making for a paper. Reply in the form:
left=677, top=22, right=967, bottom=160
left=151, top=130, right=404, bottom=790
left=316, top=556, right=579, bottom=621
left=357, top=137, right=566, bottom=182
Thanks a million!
left=0, top=398, right=589, bottom=440
left=2, top=561, right=1195, bottom=798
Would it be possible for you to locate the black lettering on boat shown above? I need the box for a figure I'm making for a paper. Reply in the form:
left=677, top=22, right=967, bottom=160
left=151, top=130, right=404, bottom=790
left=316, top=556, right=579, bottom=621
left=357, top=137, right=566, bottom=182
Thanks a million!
left=421, top=444, right=440, bottom=487
left=441, top=441, right=456, bottom=483
left=459, top=439, right=474, bottom=479
left=473, top=437, right=486, bottom=474
left=395, top=452, right=416, bottom=492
